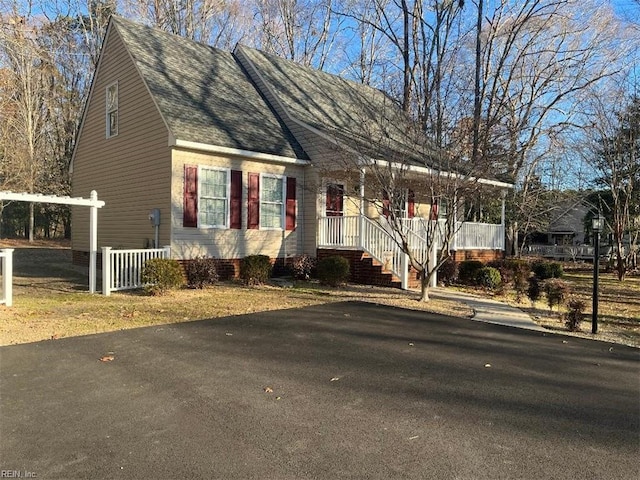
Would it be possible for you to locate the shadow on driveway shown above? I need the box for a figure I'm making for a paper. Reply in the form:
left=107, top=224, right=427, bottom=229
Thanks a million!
left=1, top=301, right=638, bottom=479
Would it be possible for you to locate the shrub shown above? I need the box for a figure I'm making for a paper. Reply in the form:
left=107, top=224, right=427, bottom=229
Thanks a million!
left=564, top=298, right=586, bottom=331
left=184, top=256, right=219, bottom=289
left=289, top=254, right=316, bottom=280
left=437, top=257, right=458, bottom=285
left=476, top=266, right=502, bottom=291
left=527, top=276, right=542, bottom=304
left=458, top=260, right=484, bottom=285
left=490, top=258, right=530, bottom=286
left=141, top=258, right=185, bottom=295
left=544, top=278, right=570, bottom=311
left=316, top=255, right=350, bottom=287
left=240, top=255, right=273, bottom=285
left=532, top=260, right=563, bottom=280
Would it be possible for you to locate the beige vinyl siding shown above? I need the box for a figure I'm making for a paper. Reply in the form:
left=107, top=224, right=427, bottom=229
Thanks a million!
left=171, top=149, right=308, bottom=259
left=72, top=27, right=171, bottom=252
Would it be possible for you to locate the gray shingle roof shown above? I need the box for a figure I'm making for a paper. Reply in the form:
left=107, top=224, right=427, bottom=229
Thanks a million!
left=235, top=45, right=439, bottom=167
left=111, top=16, right=308, bottom=160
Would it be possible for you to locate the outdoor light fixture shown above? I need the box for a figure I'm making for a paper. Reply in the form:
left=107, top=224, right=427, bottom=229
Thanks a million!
left=591, top=213, right=605, bottom=334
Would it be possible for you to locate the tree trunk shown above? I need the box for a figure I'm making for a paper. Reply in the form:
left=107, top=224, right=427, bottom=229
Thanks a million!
left=418, top=270, right=432, bottom=302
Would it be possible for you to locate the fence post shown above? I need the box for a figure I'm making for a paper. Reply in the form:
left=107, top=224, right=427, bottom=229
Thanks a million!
left=430, top=241, right=438, bottom=288
left=102, top=246, right=111, bottom=296
left=1, top=249, right=14, bottom=307
left=163, top=246, right=171, bottom=259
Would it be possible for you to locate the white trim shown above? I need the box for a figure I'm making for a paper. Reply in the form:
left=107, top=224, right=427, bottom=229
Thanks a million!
left=197, top=166, right=231, bottom=229
left=171, top=138, right=310, bottom=166
left=0, top=191, right=105, bottom=208
left=371, top=159, right=514, bottom=189
left=259, top=173, right=286, bottom=230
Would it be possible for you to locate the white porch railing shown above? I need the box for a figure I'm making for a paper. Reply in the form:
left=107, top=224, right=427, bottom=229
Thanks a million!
left=455, top=222, right=504, bottom=250
left=318, top=216, right=505, bottom=289
left=525, top=244, right=595, bottom=260
left=102, top=246, right=171, bottom=296
left=0, top=248, right=14, bottom=307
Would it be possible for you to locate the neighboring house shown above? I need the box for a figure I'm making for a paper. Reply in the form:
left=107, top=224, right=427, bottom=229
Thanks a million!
left=71, top=16, right=512, bottom=288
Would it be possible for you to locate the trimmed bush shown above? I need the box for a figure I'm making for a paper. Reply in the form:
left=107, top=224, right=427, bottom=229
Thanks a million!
left=141, top=258, right=185, bottom=295
left=316, top=255, right=350, bottom=287
left=476, top=266, right=502, bottom=290
left=437, top=257, right=458, bottom=285
left=527, top=276, right=542, bottom=304
left=240, top=255, right=273, bottom=285
left=564, top=298, right=586, bottom=331
left=184, top=256, right=219, bottom=289
left=544, top=278, right=570, bottom=311
left=289, top=254, right=316, bottom=280
left=532, top=260, right=563, bottom=280
left=458, top=260, right=484, bottom=285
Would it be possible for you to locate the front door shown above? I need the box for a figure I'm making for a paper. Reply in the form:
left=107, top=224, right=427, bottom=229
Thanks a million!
left=325, top=184, right=344, bottom=245
left=326, top=184, right=344, bottom=217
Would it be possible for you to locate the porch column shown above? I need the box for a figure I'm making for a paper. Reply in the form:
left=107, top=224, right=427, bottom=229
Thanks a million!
left=359, top=168, right=365, bottom=249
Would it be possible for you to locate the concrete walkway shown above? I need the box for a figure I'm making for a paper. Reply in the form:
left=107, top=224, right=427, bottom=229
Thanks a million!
left=431, top=287, right=548, bottom=332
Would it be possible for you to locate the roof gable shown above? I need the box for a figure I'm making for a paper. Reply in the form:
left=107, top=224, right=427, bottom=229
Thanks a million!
left=110, top=16, right=307, bottom=160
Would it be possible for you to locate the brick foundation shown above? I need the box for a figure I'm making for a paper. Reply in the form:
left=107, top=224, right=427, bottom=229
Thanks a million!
left=450, top=249, right=504, bottom=263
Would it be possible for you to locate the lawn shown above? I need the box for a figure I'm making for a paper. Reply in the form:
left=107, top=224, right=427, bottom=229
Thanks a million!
left=1, top=241, right=638, bottom=347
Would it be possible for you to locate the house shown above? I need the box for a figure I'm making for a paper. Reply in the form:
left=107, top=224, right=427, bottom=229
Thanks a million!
left=71, top=16, right=512, bottom=288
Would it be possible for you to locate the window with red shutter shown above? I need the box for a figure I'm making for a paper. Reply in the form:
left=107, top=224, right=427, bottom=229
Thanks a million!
left=183, top=165, right=198, bottom=227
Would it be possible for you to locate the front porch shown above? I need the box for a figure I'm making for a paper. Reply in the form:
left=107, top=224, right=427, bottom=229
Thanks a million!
left=317, top=215, right=505, bottom=289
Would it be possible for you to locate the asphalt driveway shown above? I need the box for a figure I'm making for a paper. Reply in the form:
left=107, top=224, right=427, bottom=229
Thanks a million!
left=1, top=301, right=638, bottom=479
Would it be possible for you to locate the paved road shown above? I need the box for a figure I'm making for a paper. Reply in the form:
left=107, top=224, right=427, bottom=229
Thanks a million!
left=1, top=301, right=638, bottom=479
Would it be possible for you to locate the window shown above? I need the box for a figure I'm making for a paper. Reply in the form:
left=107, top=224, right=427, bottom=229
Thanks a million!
left=183, top=166, right=241, bottom=229
left=260, top=174, right=285, bottom=229
left=106, top=82, right=118, bottom=138
left=383, top=188, right=415, bottom=218
left=199, top=167, right=230, bottom=228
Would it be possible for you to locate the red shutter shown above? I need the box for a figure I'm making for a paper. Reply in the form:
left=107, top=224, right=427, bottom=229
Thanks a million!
left=286, top=177, right=296, bottom=231
left=183, top=165, right=198, bottom=227
left=230, top=170, right=242, bottom=229
left=430, top=199, right=439, bottom=220
left=382, top=190, right=390, bottom=218
left=248, top=173, right=260, bottom=229
left=408, top=189, right=415, bottom=218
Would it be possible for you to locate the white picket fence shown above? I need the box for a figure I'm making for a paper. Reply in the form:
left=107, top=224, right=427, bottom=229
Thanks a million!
left=102, top=246, right=171, bottom=296
left=0, top=249, right=14, bottom=307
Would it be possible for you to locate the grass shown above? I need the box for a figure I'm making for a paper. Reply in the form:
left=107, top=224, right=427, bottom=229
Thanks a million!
left=1, top=241, right=638, bottom=347
left=453, top=267, right=640, bottom=347
left=0, top=242, right=471, bottom=346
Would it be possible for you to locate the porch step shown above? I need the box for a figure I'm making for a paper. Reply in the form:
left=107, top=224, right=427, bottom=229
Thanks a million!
left=360, top=253, right=420, bottom=289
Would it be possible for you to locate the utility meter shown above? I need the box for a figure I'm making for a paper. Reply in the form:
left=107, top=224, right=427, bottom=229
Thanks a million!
left=149, top=208, right=161, bottom=226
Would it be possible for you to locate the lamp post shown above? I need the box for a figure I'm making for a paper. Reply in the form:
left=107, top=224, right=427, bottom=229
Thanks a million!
left=591, top=214, right=605, bottom=334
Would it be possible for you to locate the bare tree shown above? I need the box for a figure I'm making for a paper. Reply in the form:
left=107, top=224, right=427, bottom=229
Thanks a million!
left=582, top=93, right=639, bottom=280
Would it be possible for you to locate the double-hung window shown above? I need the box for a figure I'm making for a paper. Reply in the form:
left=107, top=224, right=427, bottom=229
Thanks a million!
left=260, top=174, right=285, bottom=229
left=106, top=82, right=118, bottom=138
left=199, top=167, right=229, bottom=228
